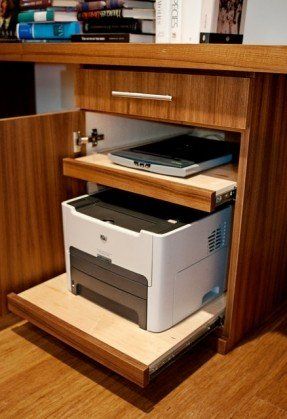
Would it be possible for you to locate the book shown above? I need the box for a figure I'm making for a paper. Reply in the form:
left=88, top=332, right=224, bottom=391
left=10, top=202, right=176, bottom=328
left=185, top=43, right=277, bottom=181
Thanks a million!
left=181, top=0, right=246, bottom=44
left=47, top=6, right=77, bottom=11
left=71, top=33, right=155, bottom=42
left=78, top=1, right=155, bottom=12
left=155, top=0, right=171, bottom=43
left=181, top=0, right=203, bottom=43
left=0, top=0, right=20, bottom=39
left=16, top=21, right=81, bottom=38
left=77, top=8, right=155, bottom=21
left=170, top=0, right=182, bottom=43
left=18, top=10, right=77, bottom=22
left=77, top=1, right=106, bottom=11
left=20, top=0, right=77, bottom=10
left=82, top=17, right=154, bottom=34
left=21, top=38, right=68, bottom=41
left=215, top=0, right=246, bottom=36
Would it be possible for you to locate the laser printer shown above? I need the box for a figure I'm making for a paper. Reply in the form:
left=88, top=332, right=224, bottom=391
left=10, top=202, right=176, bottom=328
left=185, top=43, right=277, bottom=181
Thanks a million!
left=62, top=189, right=232, bottom=332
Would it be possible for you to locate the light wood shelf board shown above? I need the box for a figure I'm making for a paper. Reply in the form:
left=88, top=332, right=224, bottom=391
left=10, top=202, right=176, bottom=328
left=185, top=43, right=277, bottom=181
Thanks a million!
left=63, top=154, right=237, bottom=212
left=11, top=274, right=226, bottom=365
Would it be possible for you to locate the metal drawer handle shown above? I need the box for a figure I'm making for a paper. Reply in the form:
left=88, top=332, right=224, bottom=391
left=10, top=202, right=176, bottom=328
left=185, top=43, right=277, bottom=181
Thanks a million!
left=111, top=91, right=173, bottom=101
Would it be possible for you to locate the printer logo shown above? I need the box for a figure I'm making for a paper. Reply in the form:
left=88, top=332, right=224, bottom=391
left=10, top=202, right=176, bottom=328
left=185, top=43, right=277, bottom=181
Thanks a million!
left=100, top=234, right=107, bottom=242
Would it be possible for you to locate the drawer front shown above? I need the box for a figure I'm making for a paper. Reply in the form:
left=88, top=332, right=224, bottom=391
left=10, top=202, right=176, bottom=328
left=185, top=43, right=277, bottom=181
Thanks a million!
left=76, top=69, right=251, bottom=130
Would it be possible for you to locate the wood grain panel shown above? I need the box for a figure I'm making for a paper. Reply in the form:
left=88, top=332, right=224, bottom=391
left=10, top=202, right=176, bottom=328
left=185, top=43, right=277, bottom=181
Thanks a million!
left=63, top=154, right=237, bottom=212
left=7, top=274, right=225, bottom=386
left=223, top=74, right=287, bottom=350
left=0, top=111, right=85, bottom=316
left=76, top=69, right=251, bottom=130
left=1, top=44, right=287, bottom=74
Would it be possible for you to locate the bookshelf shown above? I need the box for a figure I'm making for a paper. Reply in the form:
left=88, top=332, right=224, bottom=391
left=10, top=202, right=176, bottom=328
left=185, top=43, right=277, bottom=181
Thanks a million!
left=0, top=43, right=287, bottom=73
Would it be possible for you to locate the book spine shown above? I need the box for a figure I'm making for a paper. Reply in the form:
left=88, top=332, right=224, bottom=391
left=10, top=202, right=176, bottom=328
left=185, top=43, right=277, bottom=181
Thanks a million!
left=170, top=0, right=182, bottom=43
left=72, top=33, right=130, bottom=42
left=181, top=0, right=202, bottom=43
left=18, top=10, right=55, bottom=22
left=82, top=18, right=141, bottom=33
left=47, top=7, right=76, bottom=11
left=105, top=0, right=125, bottom=8
left=20, top=0, right=52, bottom=10
left=77, top=1, right=107, bottom=11
left=17, top=22, right=81, bottom=39
left=200, top=0, right=219, bottom=34
left=16, top=23, right=34, bottom=39
left=155, top=0, right=171, bottom=43
left=77, top=8, right=123, bottom=21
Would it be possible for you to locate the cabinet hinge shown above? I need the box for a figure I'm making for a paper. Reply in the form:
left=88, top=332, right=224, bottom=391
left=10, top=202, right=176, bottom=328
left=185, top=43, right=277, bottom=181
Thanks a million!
left=73, top=128, right=104, bottom=155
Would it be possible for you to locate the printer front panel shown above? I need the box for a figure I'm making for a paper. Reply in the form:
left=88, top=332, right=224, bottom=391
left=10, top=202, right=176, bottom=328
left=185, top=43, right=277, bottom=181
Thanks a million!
left=62, top=199, right=154, bottom=288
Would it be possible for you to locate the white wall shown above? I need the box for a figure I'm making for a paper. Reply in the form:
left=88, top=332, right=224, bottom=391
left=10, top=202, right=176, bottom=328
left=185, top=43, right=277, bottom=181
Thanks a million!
left=244, top=0, right=287, bottom=45
left=35, top=64, right=76, bottom=113
left=85, top=112, right=189, bottom=153
left=35, top=64, right=189, bottom=150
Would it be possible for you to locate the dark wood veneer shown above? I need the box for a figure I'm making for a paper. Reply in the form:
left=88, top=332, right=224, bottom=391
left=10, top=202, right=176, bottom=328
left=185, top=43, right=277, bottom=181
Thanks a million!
left=0, top=111, right=85, bottom=315
left=223, top=74, right=287, bottom=349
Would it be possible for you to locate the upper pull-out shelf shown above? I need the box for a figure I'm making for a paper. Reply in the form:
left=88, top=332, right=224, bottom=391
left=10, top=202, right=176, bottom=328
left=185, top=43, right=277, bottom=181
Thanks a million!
left=8, top=274, right=225, bottom=387
left=63, top=154, right=237, bottom=212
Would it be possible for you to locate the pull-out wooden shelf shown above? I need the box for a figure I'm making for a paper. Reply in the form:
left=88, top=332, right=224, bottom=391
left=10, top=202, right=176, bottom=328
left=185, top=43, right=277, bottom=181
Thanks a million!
left=63, top=154, right=237, bottom=212
left=8, top=274, right=225, bottom=387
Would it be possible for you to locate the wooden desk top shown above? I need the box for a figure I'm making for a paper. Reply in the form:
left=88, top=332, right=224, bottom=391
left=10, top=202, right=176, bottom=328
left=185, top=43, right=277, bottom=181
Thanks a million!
left=0, top=43, right=287, bottom=73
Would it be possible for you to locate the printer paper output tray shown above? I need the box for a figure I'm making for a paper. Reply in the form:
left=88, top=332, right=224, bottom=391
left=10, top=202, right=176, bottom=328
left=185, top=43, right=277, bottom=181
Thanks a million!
left=8, top=274, right=225, bottom=387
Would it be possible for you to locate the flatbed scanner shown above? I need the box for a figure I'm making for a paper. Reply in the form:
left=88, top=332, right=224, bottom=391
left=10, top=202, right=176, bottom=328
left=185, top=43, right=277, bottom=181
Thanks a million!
left=62, top=189, right=232, bottom=332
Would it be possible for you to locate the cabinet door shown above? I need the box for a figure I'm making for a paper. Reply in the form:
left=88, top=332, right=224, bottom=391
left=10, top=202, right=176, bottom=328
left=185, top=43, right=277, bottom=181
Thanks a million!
left=0, top=110, right=85, bottom=316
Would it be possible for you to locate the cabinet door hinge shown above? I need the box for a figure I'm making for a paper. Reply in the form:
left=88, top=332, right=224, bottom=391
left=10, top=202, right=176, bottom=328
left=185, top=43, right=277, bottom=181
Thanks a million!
left=73, top=128, right=104, bottom=155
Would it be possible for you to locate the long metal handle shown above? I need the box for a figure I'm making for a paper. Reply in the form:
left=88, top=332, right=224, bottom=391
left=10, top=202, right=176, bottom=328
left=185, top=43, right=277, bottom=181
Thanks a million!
left=111, top=91, right=173, bottom=101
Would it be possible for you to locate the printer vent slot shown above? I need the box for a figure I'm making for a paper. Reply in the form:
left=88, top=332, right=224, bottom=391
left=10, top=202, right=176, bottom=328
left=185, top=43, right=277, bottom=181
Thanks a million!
left=208, top=223, right=226, bottom=253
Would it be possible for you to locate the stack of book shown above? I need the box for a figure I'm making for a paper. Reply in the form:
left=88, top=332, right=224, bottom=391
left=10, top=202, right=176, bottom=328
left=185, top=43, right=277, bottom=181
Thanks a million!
left=16, top=0, right=81, bottom=41
left=72, top=0, right=155, bottom=43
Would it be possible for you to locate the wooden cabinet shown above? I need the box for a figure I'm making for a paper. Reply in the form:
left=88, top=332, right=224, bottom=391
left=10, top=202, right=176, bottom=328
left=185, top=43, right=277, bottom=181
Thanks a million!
left=76, top=68, right=251, bottom=130
left=1, top=46, right=287, bottom=388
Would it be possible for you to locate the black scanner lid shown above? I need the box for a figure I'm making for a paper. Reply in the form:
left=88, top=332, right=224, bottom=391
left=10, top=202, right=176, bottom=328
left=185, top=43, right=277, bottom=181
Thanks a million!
left=110, top=135, right=234, bottom=168
left=69, top=189, right=208, bottom=234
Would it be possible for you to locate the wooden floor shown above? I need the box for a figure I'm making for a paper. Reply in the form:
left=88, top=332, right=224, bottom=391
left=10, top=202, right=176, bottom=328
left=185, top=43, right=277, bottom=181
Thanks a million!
left=1, top=308, right=287, bottom=418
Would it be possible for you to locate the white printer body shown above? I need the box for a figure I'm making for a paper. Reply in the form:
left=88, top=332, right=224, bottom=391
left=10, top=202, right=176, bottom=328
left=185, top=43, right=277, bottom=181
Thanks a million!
left=62, top=190, right=232, bottom=333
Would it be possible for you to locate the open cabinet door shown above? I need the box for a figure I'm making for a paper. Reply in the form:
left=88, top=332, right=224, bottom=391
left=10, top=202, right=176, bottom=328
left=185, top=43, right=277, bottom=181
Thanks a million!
left=0, top=110, right=85, bottom=316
